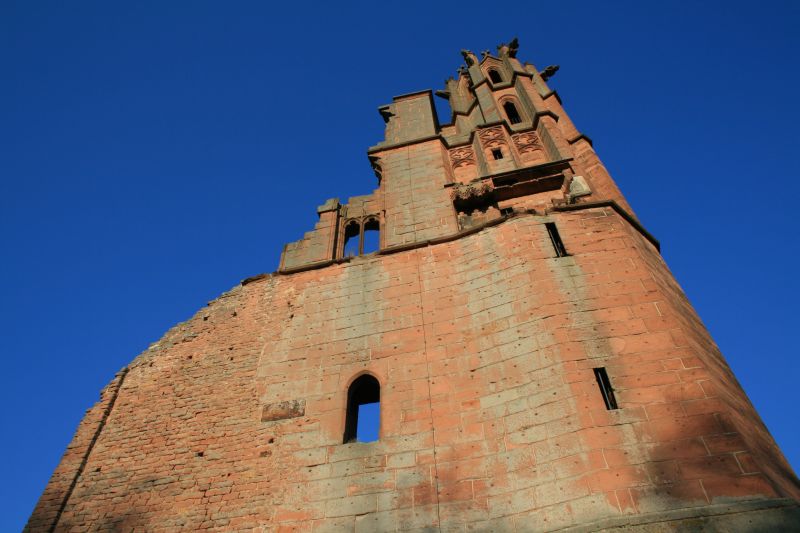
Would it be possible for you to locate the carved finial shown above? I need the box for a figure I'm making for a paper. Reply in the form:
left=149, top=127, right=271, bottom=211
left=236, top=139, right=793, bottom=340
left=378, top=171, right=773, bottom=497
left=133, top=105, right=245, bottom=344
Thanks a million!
left=378, top=105, right=394, bottom=124
left=457, top=65, right=469, bottom=76
left=481, top=50, right=491, bottom=59
left=461, top=49, right=477, bottom=66
left=540, top=65, right=560, bottom=81
left=497, top=37, right=519, bottom=58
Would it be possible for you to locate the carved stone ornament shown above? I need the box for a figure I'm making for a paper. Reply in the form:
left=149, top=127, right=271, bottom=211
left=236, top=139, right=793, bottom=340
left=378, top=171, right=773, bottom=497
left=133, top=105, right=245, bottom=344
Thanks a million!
left=368, top=155, right=383, bottom=182
left=448, top=146, right=476, bottom=169
left=450, top=181, right=495, bottom=203
left=511, top=132, right=543, bottom=154
left=460, top=49, right=477, bottom=66
left=478, top=126, right=506, bottom=149
left=540, top=65, right=560, bottom=81
left=497, top=37, right=519, bottom=58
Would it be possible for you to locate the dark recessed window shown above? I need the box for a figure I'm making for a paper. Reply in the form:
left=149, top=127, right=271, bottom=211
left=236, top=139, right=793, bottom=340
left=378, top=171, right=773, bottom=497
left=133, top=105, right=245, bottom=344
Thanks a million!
left=363, top=218, right=380, bottom=254
left=593, top=367, right=619, bottom=410
left=488, top=69, right=503, bottom=83
left=344, top=374, right=381, bottom=443
left=343, top=221, right=361, bottom=257
left=503, top=101, right=522, bottom=124
left=545, top=222, right=568, bottom=257
left=492, top=148, right=503, bottom=160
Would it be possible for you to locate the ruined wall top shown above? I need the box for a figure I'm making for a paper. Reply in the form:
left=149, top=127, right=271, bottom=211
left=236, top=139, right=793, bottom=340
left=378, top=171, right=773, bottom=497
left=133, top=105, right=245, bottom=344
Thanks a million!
left=279, top=39, right=633, bottom=273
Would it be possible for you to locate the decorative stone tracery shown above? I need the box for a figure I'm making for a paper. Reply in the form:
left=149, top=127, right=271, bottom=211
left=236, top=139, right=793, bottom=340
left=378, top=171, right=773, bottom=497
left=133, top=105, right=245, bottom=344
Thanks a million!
left=478, top=126, right=506, bottom=149
left=448, top=146, right=476, bottom=169
left=511, top=131, right=542, bottom=155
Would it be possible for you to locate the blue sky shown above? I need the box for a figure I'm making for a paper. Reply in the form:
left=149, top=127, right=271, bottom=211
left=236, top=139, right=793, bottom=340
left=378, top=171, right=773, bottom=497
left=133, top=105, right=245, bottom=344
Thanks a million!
left=2, top=1, right=799, bottom=529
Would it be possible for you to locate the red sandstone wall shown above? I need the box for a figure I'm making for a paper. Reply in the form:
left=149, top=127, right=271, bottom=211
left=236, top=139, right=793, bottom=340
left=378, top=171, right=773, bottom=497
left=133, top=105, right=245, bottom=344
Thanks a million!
left=27, top=208, right=799, bottom=532
left=380, top=141, right=459, bottom=247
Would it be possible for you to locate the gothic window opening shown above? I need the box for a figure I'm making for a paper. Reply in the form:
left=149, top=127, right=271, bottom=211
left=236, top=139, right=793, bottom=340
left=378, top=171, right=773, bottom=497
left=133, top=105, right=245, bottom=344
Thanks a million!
left=488, top=69, right=503, bottom=84
left=503, top=101, right=522, bottom=124
left=545, top=222, right=568, bottom=257
left=344, top=374, right=380, bottom=443
left=363, top=218, right=380, bottom=254
left=593, top=367, right=619, bottom=410
left=343, top=221, right=361, bottom=257
left=492, top=148, right=504, bottom=160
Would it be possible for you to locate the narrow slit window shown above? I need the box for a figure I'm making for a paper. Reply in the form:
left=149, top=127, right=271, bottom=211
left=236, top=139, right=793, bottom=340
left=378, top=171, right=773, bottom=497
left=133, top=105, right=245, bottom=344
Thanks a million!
left=344, top=374, right=381, bottom=443
left=503, top=101, right=522, bottom=124
left=362, top=218, right=380, bottom=254
left=343, top=221, right=361, bottom=257
left=545, top=222, right=568, bottom=257
left=488, top=69, right=503, bottom=84
left=491, top=148, right=504, bottom=160
left=593, top=368, right=618, bottom=410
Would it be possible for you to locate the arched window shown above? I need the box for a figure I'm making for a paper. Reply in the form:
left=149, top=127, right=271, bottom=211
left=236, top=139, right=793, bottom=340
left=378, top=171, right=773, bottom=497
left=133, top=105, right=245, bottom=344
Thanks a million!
left=362, top=218, right=380, bottom=254
left=343, top=220, right=361, bottom=257
left=488, top=69, right=503, bottom=84
left=503, top=101, right=522, bottom=124
left=344, top=374, right=380, bottom=443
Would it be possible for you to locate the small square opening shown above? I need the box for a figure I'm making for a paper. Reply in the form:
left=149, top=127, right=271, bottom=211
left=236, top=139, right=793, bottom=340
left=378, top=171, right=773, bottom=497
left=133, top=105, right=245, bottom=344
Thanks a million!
left=491, top=149, right=503, bottom=160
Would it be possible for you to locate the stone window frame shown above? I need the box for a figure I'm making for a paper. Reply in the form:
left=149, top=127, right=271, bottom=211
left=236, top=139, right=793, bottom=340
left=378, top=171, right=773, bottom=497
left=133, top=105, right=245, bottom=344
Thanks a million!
left=487, top=67, right=504, bottom=84
left=338, top=214, right=382, bottom=258
left=498, top=96, right=526, bottom=125
left=343, top=372, right=381, bottom=444
left=341, top=219, right=362, bottom=258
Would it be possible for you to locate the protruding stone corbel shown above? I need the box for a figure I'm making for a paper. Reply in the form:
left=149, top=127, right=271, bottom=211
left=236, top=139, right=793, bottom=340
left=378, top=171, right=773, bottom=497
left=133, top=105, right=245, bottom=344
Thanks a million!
left=368, top=155, right=383, bottom=184
left=568, top=175, right=591, bottom=202
left=559, top=173, right=591, bottom=205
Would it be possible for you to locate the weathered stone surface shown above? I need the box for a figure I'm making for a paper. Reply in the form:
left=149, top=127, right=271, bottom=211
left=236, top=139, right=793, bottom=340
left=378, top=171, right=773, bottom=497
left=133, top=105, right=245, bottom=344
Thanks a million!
left=261, top=399, right=306, bottom=422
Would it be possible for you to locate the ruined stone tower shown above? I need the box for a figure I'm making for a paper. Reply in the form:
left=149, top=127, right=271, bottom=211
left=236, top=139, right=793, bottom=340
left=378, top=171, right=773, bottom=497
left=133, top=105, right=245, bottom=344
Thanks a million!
left=28, top=40, right=800, bottom=531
